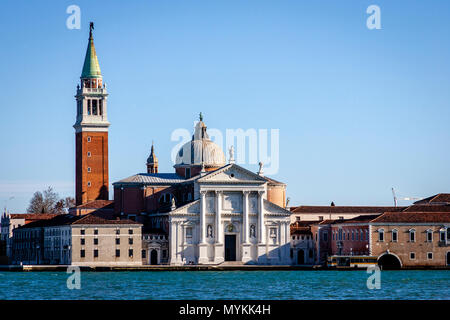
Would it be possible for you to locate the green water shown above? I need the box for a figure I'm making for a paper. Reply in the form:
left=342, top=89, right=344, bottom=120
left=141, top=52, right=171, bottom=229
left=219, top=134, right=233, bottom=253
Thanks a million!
left=0, top=270, right=448, bottom=300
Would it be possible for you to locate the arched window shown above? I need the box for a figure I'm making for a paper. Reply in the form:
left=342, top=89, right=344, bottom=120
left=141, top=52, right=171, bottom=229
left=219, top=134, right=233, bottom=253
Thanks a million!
left=440, top=228, right=446, bottom=242
left=392, top=229, right=398, bottom=242
left=378, top=229, right=384, bottom=242
left=409, top=229, right=416, bottom=242
left=426, top=229, right=433, bottom=242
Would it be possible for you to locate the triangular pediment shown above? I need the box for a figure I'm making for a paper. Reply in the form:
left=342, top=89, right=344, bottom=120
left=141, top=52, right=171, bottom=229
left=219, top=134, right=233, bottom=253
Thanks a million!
left=264, top=199, right=292, bottom=217
left=169, top=200, right=200, bottom=215
left=197, top=164, right=267, bottom=184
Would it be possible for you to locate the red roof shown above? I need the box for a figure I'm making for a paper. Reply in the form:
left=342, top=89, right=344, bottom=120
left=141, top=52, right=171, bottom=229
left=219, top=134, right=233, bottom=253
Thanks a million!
left=71, top=212, right=140, bottom=225
left=413, top=193, right=450, bottom=205
left=9, top=213, right=59, bottom=221
left=403, top=204, right=450, bottom=212
left=290, top=206, right=404, bottom=214
left=74, top=200, right=114, bottom=209
left=372, top=211, right=450, bottom=223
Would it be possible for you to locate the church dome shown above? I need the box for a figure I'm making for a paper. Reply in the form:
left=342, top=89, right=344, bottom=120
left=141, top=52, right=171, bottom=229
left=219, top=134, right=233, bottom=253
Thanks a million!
left=175, top=116, right=226, bottom=168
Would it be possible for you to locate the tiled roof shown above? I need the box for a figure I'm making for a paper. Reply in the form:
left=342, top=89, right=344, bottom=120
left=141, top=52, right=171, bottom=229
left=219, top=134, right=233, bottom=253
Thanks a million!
left=290, top=206, right=404, bottom=214
left=71, top=212, right=141, bottom=225
left=17, top=214, right=81, bottom=229
left=114, top=173, right=189, bottom=185
left=329, top=214, right=381, bottom=224
left=9, top=213, right=59, bottom=220
left=403, top=204, right=450, bottom=212
left=75, top=200, right=114, bottom=209
left=16, top=213, right=141, bottom=229
left=371, top=211, right=450, bottom=223
left=413, top=193, right=450, bottom=205
left=291, top=227, right=312, bottom=235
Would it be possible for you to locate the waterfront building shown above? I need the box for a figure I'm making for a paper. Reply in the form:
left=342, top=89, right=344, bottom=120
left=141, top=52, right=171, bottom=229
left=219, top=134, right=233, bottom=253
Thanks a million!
left=290, top=220, right=315, bottom=265
left=113, top=117, right=292, bottom=265
left=307, top=195, right=450, bottom=268
left=371, top=210, right=450, bottom=268
left=0, top=212, right=58, bottom=263
left=11, top=213, right=142, bottom=266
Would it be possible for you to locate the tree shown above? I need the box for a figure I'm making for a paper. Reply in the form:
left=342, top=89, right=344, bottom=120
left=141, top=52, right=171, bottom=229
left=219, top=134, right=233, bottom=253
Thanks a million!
left=26, top=187, right=75, bottom=214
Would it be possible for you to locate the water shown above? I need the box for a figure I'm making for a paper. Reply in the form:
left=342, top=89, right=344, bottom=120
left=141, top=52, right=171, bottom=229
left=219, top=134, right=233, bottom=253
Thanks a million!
left=0, top=270, right=448, bottom=300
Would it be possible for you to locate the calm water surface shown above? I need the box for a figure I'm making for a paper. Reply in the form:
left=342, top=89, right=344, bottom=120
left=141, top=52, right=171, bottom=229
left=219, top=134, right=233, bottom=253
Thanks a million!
left=0, top=270, right=448, bottom=300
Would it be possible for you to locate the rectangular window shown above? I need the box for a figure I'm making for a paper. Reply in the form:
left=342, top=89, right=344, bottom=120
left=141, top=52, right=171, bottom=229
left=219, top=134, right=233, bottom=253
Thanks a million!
left=116, top=229, right=120, bottom=235
left=115, top=238, right=120, bottom=245
left=128, top=249, right=133, bottom=257
left=427, top=231, right=433, bottom=242
left=115, top=249, right=120, bottom=257
left=186, top=227, right=193, bottom=238
left=94, top=238, right=98, bottom=245
left=129, top=238, right=133, bottom=245
left=80, top=238, right=85, bottom=245
left=440, top=230, right=446, bottom=242
left=94, top=249, right=98, bottom=258
left=80, top=229, right=85, bottom=235
left=128, top=229, right=133, bottom=235
left=99, top=99, right=103, bottom=115
left=410, top=231, right=415, bottom=242
left=94, top=229, right=98, bottom=235
left=142, top=250, right=146, bottom=259
left=392, top=230, right=398, bottom=242
left=410, top=252, right=416, bottom=260
left=80, top=250, right=85, bottom=258
left=427, top=252, right=433, bottom=260
left=87, top=100, right=91, bottom=115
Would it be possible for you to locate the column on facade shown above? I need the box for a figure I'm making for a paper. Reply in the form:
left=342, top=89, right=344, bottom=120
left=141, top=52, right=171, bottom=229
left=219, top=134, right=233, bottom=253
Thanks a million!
left=169, top=219, right=177, bottom=263
left=200, top=191, right=206, bottom=244
left=242, top=191, right=250, bottom=244
left=258, top=191, right=265, bottom=243
left=215, top=191, right=222, bottom=244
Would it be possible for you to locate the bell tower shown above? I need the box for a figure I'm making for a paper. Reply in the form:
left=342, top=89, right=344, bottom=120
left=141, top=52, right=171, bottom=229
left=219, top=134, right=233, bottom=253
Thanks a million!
left=74, top=22, right=110, bottom=205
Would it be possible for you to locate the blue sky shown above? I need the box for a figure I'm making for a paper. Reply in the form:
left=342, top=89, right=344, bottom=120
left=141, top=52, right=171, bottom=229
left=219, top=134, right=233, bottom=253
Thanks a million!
left=0, top=0, right=449, bottom=212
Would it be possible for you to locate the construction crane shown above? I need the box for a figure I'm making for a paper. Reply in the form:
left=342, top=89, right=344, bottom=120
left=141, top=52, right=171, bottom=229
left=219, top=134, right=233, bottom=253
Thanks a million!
left=391, top=188, right=422, bottom=207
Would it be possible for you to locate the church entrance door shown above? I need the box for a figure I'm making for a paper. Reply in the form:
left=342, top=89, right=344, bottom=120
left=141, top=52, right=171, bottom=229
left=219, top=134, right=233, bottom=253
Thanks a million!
left=150, top=249, right=158, bottom=265
left=225, top=235, right=237, bottom=261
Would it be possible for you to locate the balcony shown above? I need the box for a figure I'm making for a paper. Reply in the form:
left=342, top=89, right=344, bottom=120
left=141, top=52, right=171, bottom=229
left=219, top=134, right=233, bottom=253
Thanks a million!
left=76, top=87, right=107, bottom=95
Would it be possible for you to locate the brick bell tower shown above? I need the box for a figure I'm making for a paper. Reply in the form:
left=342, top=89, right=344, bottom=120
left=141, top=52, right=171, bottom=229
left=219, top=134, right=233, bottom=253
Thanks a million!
left=74, top=22, right=110, bottom=206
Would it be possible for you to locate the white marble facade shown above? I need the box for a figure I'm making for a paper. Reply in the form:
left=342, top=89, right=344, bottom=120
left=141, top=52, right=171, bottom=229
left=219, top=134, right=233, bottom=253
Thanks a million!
left=168, top=164, right=291, bottom=265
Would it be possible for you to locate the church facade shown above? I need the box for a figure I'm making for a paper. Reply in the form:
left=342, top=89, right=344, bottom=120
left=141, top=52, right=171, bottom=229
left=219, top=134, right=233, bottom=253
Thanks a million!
left=113, top=120, right=292, bottom=265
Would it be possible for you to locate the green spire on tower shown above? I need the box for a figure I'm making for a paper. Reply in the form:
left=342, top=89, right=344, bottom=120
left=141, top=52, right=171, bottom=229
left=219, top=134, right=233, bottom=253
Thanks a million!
left=81, top=22, right=102, bottom=79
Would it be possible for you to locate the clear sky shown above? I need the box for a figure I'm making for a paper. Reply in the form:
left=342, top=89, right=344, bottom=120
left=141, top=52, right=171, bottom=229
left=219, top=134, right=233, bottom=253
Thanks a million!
left=0, top=0, right=449, bottom=213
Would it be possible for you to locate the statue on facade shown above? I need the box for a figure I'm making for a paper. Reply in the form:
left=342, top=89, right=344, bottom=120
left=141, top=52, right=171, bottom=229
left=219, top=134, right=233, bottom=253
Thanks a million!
left=229, top=145, right=235, bottom=164
left=257, top=162, right=264, bottom=175
left=171, top=197, right=176, bottom=210
left=207, top=225, right=213, bottom=238
left=250, top=225, right=256, bottom=238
